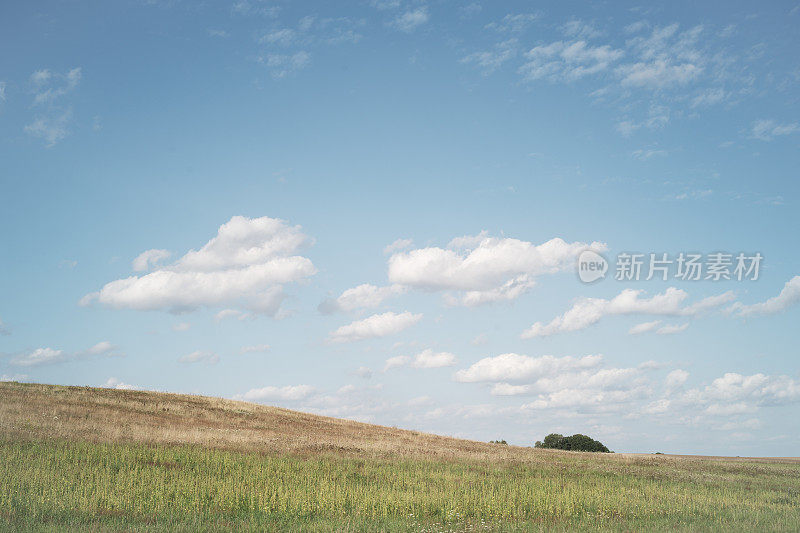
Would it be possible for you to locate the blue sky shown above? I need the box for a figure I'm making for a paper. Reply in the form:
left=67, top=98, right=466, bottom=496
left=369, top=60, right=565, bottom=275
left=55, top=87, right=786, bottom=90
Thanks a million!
left=1, top=0, right=799, bottom=455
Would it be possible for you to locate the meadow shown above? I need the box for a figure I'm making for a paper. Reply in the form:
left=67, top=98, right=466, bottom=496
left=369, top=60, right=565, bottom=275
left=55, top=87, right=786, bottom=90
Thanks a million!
left=1, top=382, right=798, bottom=531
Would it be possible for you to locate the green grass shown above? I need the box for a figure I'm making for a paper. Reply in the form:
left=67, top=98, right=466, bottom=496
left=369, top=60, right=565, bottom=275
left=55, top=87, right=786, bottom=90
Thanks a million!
left=1, top=438, right=799, bottom=532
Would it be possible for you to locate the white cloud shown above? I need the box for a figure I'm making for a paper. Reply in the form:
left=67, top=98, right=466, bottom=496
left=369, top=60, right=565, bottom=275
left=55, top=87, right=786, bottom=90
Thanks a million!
left=383, top=238, right=413, bottom=255
left=485, top=14, right=538, bottom=33
left=24, top=109, right=72, bottom=147
left=751, top=119, right=800, bottom=141
left=561, top=19, right=601, bottom=39
left=10, top=341, right=119, bottom=367
left=1, top=373, right=29, bottom=383
left=105, top=377, right=140, bottom=390
left=83, top=341, right=117, bottom=356
left=618, top=24, right=704, bottom=88
left=215, top=309, right=250, bottom=321
left=628, top=320, right=661, bottom=335
left=383, top=355, right=410, bottom=371
left=236, top=384, right=315, bottom=402
left=172, top=322, right=191, bottom=332
left=731, top=276, right=800, bottom=316
left=82, top=216, right=316, bottom=316
left=240, top=344, right=270, bottom=354
left=388, top=235, right=605, bottom=306
left=11, top=347, right=65, bottom=367
left=261, top=51, right=311, bottom=78
left=461, top=39, right=518, bottom=75
left=455, top=353, right=602, bottom=383
left=132, top=249, right=171, bottom=272
left=656, top=323, right=689, bottom=335
left=178, top=350, right=219, bottom=364
left=392, top=7, right=429, bottom=32
left=519, top=40, right=624, bottom=82
left=691, top=87, right=727, bottom=108
left=25, top=67, right=81, bottom=147
left=520, top=385, right=648, bottom=411
left=320, top=283, right=407, bottom=314
left=328, top=311, right=422, bottom=343
left=685, top=373, right=800, bottom=408
left=457, top=353, right=649, bottom=413
left=616, top=59, right=702, bottom=88
left=231, top=0, right=279, bottom=18
left=445, top=275, right=537, bottom=307
left=631, top=148, right=667, bottom=160
left=386, top=349, right=457, bottom=370
left=490, top=382, right=531, bottom=396
left=354, top=366, right=373, bottom=379
left=471, top=332, right=488, bottom=345
left=30, top=67, right=81, bottom=106
left=665, top=369, right=689, bottom=389
left=522, top=288, right=733, bottom=338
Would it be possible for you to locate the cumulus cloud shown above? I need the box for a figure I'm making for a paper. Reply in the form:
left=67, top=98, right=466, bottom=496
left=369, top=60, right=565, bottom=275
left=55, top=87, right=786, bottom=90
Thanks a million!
left=522, top=288, right=733, bottom=338
left=319, top=283, right=407, bottom=314
left=683, top=373, right=800, bottom=414
left=11, top=347, right=65, bottom=367
left=236, top=384, right=315, bottom=402
left=665, top=369, right=689, bottom=389
left=455, top=353, right=602, bottom=383
left=178, top=351, right=219, bottom=364
left=105, top=377, right=140, bottom=390
left=383, top=355, right=410, bottom=371
left=328, top=311, right=422, bottom=343
left=456, top=353, right=649, bottom=413
left=384, top=349, right=456, bottom=371
left=387, top=234, right=605, bottom=306
left=132, top=249, right=171, bottom=272
left=82, top=216, right=316, bottom=316
left=731, top=276, right=800, bottom=316
left=10, top=341, right=119, bottom=367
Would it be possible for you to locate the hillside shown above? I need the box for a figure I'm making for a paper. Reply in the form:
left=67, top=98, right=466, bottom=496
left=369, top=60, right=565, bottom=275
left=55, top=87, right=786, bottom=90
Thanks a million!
left=0, top=381, right=531, bottom=460
left=1, top=381, right=800, bottom=532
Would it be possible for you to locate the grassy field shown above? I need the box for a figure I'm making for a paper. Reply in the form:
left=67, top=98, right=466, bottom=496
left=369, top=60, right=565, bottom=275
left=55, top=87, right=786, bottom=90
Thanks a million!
left=1, top=382, right=799, bottom=531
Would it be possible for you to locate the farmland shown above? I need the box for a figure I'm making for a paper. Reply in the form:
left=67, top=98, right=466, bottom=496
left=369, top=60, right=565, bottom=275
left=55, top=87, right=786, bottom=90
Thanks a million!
left=1, top=381, right=798, bottom=531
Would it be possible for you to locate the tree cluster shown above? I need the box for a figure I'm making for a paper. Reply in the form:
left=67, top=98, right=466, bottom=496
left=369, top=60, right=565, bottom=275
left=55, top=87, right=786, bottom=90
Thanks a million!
left=534, top=433, right=611, bottom=453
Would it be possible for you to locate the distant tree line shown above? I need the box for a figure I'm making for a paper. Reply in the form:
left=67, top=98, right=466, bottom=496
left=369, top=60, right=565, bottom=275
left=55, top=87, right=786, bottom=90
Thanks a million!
left=534, top=433, right=611, bottom=453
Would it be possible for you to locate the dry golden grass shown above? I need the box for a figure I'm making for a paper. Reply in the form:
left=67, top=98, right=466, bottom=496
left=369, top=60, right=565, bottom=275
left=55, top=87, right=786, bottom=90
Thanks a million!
left=0, top=381, right=532, bottom=461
